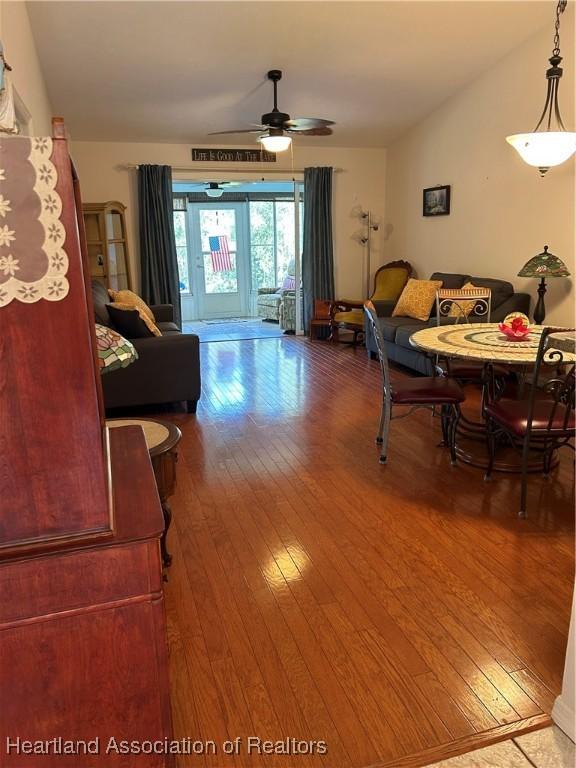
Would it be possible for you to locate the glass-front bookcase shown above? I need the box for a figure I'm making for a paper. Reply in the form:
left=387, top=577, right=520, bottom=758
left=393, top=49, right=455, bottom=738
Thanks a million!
left=83, top=201, right=132, bottom=291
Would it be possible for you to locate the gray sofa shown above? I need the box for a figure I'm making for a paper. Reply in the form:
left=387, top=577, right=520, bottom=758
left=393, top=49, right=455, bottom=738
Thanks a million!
left=365, top=272, right=531, bottom=375
left=92, top=281, right=201, bottom=412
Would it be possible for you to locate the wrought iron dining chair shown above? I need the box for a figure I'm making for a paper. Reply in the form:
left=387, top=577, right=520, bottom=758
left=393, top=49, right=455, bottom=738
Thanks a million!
left=364, top=301, right=466, bottom=464
left=484, top=327, right=575, bottom=518
left=435, top=287, right=494, bottom=383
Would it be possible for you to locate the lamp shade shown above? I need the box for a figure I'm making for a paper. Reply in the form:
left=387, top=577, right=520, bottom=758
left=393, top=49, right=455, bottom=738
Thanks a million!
left=518, top=245, right=571, bottom=278
left=258, top=134, right=292, bottom=152
left=95, top=323, right=138, bottom=374
left=506, top=132, right=576, bottom=171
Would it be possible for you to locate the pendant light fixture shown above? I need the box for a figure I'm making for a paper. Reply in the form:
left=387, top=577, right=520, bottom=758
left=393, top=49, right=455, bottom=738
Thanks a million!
left=506, top=0, right=576, bottom=176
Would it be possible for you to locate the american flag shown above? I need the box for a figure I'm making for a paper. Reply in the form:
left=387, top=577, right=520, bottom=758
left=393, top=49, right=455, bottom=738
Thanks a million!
left=208, top=235, right=233, bottom=272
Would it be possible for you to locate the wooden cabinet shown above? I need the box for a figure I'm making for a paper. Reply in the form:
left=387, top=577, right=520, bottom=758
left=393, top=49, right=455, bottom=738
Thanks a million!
left=0, top=427, right=173, bottom=767
left=0, top=121, right=173, bottom=765
left=83, top=201, right=132, bottom=291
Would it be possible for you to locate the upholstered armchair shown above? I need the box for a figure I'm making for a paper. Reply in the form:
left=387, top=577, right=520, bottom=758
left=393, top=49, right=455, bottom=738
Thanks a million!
left=257, top=288, right=284, bottom=322
left=330, top=260, right=412, bottom=344
left=279, top=291, right=303, bottom=332
left=257, top=273, right=297, bottom=322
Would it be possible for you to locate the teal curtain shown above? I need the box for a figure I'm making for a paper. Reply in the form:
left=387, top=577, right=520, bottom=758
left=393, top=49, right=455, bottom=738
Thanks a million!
left=138, top=165, right=181, bottom=328
left=302, top=167, right=334, bottom=334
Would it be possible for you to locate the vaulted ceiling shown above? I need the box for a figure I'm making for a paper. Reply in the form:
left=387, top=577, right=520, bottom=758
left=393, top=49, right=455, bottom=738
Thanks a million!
left=27, top=1, right=552, bottom=146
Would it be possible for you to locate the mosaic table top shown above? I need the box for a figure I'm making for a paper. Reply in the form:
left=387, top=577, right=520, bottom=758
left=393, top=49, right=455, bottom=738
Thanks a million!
left=410, top=323, right=576, bottom=366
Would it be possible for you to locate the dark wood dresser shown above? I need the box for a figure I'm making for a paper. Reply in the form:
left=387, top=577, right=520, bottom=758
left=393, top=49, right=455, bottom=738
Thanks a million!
left=0, top=120, right=173, bottom=766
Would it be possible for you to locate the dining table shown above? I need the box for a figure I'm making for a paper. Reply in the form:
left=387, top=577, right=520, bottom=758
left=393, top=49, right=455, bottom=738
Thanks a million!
left=409, top=323, right=575, bottom=470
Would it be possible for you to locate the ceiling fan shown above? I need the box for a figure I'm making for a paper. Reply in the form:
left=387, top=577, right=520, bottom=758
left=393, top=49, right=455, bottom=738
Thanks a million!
left=185, top=181, right=241, bottom=198
left=208, top=69, right=335, bottom=152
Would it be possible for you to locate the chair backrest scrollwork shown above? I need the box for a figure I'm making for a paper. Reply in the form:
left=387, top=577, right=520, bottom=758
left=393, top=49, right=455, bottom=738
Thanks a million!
left=435, top=288, right=491, bottom=326
left=528, top=328, right=576, bottom=436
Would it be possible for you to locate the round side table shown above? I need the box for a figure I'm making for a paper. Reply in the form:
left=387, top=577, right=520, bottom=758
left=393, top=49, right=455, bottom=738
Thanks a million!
left=106, top=419, right=182, bottom=567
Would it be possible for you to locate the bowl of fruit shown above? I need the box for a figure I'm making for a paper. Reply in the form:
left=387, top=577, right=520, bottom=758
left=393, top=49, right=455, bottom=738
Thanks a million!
left=498, top=313, right=531, bottom=341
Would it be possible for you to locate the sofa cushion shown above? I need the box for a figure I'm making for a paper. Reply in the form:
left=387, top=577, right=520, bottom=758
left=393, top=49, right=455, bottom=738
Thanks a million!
left=428, top=316, right=460, bottom=327
left=378, top=316, right=423, bottom=343
left=395, top=322, right=429, bottom=350
left=468, top=277, right=514, bottom=309
left=429, top=272, right=469, bottom=289
left=157, top=321, right=181, bottom=334
left=92, top=280, right=113, bottom=326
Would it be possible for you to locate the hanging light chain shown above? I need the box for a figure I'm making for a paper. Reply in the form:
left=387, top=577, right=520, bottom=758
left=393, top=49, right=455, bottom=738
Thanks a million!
left=552, top=0, right=567, bottom=56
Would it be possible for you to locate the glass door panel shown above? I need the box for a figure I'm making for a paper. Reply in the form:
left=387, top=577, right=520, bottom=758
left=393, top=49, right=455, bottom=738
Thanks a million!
left=190, top=204, right=248, bottom=319
left=107, top=243, right=129, bottom=291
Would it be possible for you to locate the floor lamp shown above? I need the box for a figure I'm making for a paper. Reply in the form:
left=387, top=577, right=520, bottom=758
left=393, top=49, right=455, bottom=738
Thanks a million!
left=359, top=210, right=379, bottom=298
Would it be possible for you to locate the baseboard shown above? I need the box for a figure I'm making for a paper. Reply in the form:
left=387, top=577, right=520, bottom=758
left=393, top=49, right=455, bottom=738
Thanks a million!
left=369, top=713, right=552, bottom=768
left=552, top=695, right=575, bottom=743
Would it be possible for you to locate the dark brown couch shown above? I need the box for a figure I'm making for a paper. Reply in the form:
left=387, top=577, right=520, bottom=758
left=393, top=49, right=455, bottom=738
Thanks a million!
left=92, top=281, right=201, bottom=412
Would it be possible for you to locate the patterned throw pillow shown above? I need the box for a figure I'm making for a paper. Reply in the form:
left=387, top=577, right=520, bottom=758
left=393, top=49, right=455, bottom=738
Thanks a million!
left=108, top=289, right=155, bottom=322
left=108, top=302, right=162, bottom=336
left=447, top=282, right=481, bottom=318
left=392, top=279, right=443, bottom=322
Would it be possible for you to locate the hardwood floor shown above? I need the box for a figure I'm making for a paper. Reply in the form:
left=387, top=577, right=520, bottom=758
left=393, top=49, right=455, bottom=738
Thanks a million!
left=159, top=337, right=574, bottom=768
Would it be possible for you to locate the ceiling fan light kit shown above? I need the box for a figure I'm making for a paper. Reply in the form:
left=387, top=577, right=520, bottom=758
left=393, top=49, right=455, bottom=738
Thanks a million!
left=258, top=128, right=292, bottom=153
left=208, top=69, right=334, bottom=152
left=205, top=183, right=224, bottom=198
left=506, top=0, right=576, bottom=175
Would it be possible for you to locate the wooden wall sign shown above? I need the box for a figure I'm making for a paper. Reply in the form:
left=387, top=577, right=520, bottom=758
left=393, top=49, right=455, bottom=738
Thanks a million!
left=191, top=147, right=277, bottom=163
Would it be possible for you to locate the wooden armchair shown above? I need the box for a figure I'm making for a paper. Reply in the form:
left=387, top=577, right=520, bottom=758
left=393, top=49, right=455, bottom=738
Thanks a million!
left=330, top=260, right=412, bottom=344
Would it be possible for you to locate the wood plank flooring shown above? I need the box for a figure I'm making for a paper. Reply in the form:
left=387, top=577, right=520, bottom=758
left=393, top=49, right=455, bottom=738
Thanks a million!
left=158, top=337, right=574, bottom=768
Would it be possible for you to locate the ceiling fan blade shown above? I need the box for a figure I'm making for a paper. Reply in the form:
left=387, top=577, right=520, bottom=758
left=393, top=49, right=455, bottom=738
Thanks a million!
left=207, top=129, right=264, bottom=135
left=285, top=127, right=333, bottom=136
left=284, top=117, right=335, bottom=131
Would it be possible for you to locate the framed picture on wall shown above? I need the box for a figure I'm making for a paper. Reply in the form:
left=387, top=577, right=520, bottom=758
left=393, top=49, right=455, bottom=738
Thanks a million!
left=423, top=185, right=451, bottom=217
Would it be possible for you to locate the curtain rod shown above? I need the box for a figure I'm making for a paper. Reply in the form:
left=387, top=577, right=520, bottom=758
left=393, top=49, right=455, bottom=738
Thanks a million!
left=122, top=164, right=343, bottom=174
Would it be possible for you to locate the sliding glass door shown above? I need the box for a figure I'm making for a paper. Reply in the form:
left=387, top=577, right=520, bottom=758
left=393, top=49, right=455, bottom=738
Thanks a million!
left=173, top=184, right=303, bottom=328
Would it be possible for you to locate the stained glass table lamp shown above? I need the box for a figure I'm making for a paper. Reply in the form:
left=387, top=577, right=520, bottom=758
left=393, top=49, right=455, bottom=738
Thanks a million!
left=95, top=323, right=138, bottom=374
left=518, top=245, right=570, bottom=324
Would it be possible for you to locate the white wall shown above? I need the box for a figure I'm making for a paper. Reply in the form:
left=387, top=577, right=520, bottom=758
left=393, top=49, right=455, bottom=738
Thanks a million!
left=71, top=141, right=387, bottom=298
left=384, top=18, right=575, bottom=326
left=0, top=0, right=53, bottom=134
left=553, top=587, right=575, bottom=741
